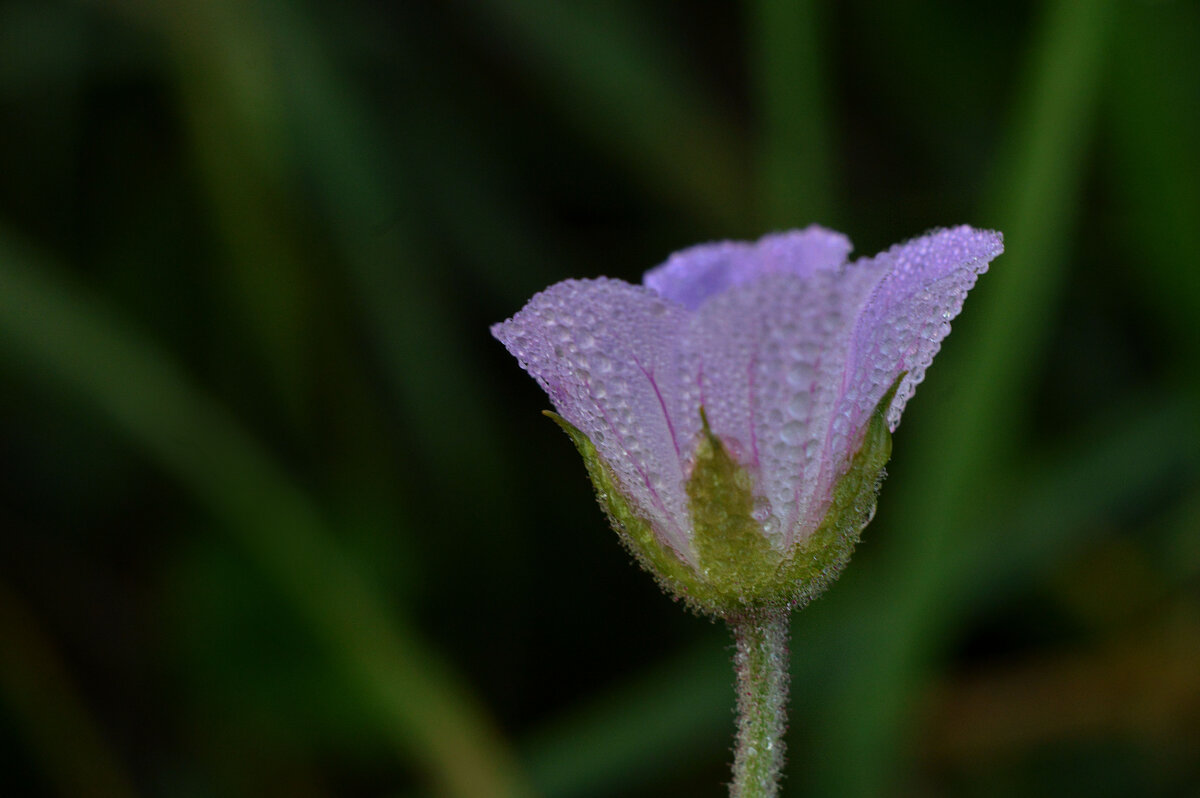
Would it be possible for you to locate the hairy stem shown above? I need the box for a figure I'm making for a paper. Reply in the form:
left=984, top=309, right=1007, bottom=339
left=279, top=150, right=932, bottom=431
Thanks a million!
left=730, top=612, right=790, bottom=798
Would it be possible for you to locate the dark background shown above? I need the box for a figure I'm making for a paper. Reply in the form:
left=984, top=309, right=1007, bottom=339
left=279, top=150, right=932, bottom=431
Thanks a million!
left=2, top=1, right=1198, bottom=796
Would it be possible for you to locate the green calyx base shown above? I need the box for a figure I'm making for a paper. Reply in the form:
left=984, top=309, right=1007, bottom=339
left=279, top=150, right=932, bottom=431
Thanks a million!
left=547, top=380, right=897, bottom=619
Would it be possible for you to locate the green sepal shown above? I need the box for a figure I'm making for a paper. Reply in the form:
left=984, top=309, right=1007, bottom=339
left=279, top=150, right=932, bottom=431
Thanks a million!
left=686, top=408, right=782, bottom=611
left=545, top=375, right=900, bottom=618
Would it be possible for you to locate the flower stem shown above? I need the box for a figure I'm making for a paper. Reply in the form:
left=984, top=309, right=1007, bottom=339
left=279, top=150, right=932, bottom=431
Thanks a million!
left=729, top=611, right=790, bottom=798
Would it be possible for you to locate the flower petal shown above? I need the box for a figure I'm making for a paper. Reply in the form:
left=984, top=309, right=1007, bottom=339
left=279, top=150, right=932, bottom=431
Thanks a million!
left=686, top=262, right=887, bottom=549
left=839, top=226, right=1003, bottom=436
left=491, top=278, right=696, bottom=561
left=643, top=226, right=852, bottom=310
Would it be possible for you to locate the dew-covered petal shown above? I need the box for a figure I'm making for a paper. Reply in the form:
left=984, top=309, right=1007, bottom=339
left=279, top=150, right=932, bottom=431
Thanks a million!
left=490, top=278, right=697, bottom=561
left=685, top=263, right=887, bottom=550
left=643, top=226, right=852, bottom=310
left=839, top=226, right=1004, bottom=438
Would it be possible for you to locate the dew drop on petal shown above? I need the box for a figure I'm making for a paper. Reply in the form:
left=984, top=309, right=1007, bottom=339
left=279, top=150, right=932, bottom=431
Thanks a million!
left=787, top=391, right=812, bottom=419
left=786, top=361, right=814, bottom=389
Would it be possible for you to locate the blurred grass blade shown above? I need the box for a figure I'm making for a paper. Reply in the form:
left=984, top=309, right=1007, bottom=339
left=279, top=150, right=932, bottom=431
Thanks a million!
left=749, top=0, right=836, bottom=228
left=1163, top=489, right=1200, bottom=583
left=468, top=0, right=751, bottom=231
left=920, top=610, right=1200, bottom=766
left=811, top=1, right=1117, bottom=794
left=948, top=391, right=1200, bottom=615
left=315, top=5, right=571, bottom=305
left=262, top=0, right=517, bottom=502
left=1107, top=2, right=1200, bottom=368
left=0, top=579, right=141, bottom=798
left=143, top=0, right=314, bottom=423
left=0, top=231, right=533, bottom=798
left=114, top=0, right=514, bottom=517
left=522, top=632, right=730, bottom=798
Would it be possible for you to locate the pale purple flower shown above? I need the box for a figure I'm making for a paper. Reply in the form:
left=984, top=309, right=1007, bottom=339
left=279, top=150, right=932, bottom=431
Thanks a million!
left=492, top=225, right=1002, bottom=579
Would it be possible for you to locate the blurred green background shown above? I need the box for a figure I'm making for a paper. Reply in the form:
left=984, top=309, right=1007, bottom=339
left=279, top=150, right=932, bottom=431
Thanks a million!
left=2, top=1, right=1199, bottom=796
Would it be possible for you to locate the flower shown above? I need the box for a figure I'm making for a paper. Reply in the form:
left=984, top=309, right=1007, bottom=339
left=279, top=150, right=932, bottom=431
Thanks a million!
left=492, top=225, right=1003, bottom=617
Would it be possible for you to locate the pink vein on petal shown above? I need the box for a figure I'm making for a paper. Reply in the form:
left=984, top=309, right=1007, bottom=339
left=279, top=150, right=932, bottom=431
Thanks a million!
left=634, top=355, right=681, bottom=462
left=585, top=373, right=687, bottom=555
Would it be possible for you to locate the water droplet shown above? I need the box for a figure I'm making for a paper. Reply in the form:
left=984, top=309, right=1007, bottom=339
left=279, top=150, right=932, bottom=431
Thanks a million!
left=786, top=362, right=814, bottom=388
left=787, top=392, right=812, bottom=419
left=781, top=420, right=805, bottom=445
